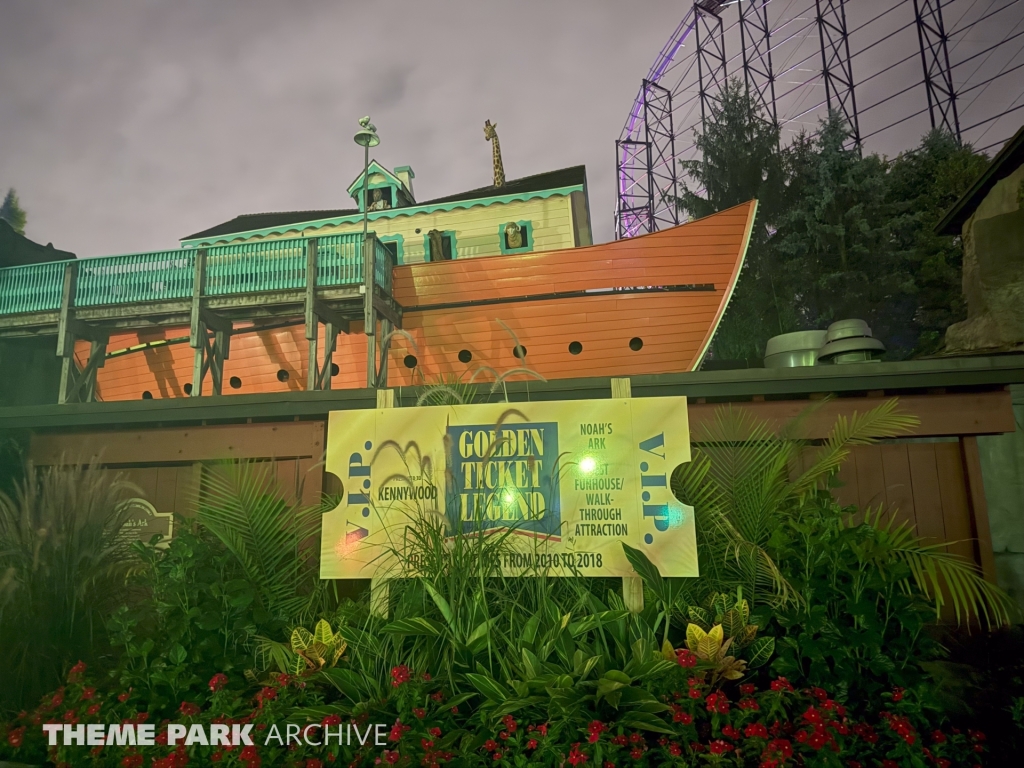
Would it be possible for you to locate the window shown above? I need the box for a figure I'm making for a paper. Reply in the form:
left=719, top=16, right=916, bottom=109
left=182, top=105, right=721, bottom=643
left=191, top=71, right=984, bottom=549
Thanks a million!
left=365, top=186, right=394, bottom=211
left=499, top=221, right=532, bottom=254
left=424, top=230, right=455, bottom=262
left=379, top=235, right=403, bottom=264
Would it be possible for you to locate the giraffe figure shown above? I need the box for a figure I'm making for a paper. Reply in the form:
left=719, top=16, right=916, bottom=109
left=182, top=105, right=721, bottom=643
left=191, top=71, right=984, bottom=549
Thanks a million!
left=484, top=120, right=505, bottom=187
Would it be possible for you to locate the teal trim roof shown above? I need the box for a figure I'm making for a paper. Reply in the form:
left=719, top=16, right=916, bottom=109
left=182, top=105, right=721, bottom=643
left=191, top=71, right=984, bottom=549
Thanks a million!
left=182, top=166, right=587, bottom=243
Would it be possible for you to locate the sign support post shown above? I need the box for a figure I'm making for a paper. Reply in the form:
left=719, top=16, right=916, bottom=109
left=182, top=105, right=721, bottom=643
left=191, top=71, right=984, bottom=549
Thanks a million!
left=612, top=377, right=646, bottom=613
left=370, top=387, right=395, bottom=617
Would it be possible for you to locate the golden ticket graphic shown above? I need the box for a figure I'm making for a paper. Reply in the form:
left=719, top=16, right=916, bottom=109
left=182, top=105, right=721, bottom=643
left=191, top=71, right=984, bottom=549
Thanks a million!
left=320, top=397, right=697, bottom=579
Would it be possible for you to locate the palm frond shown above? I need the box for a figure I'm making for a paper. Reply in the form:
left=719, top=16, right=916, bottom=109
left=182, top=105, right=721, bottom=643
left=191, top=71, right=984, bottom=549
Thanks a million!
left=790, top=399, right=919, bottom=499
left=856, top=506, right=1017, bottom=629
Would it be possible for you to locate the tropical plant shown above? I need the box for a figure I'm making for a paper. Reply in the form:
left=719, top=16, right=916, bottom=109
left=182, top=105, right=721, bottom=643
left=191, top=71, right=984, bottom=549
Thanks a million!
left=672, top=397, right=1017, bottom=703
left=197, top=461, right=326, bottom=630
left=290, top=618, right=348, bottom=672
left=0, top=460, right=139, bottom=712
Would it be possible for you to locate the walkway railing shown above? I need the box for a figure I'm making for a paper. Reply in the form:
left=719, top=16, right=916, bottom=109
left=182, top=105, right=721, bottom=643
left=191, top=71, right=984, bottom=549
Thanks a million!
left=0, top=232, right=392, bottom=316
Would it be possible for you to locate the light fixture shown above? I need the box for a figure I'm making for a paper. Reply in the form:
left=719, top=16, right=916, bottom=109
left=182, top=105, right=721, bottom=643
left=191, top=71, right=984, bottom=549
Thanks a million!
left=578, top=456, right=597, bottom=474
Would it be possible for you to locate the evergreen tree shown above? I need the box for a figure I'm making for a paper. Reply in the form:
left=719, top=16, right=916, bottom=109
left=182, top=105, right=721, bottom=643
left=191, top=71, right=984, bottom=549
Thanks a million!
left=0, top=188, right=27, bottom=235
left=676, top=80, right=790, bottom=362
left=773, top=113, right=905, bottom=354
left=885, top=130, right=988, bottom=356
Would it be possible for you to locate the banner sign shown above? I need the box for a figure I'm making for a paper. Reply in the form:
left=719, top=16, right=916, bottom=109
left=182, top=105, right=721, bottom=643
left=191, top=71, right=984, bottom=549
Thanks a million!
left=320, top=396, right=697, bottom=580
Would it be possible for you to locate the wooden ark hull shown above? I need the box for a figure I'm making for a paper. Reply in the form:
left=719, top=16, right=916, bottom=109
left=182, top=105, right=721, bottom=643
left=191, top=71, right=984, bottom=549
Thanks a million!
left=79, top=202, right=757, bottom=400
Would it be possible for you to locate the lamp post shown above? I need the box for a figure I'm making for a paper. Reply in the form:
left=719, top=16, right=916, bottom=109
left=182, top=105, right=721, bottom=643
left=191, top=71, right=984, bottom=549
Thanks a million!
left=354, top=117, right=380, bottom=387
left=354, top=116, right=380, bottom=241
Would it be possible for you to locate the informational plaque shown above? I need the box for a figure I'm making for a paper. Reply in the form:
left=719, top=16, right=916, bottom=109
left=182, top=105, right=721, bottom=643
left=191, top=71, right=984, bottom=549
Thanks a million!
left=320, top=397, right=696, bottom=579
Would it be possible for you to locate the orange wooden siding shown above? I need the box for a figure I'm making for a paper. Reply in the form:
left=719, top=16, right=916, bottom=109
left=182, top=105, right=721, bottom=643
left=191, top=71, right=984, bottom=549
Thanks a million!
left=79, top=202, right=756, bottom=401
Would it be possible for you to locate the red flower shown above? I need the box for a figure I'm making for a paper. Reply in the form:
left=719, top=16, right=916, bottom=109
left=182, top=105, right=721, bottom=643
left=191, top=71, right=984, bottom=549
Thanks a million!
left=120, top=756, right=143, bottom=768
left=931, top=730, right=946, bottom=743
left=483, top=739, right=498, bottom=752
left=722, top=724, right=740, bottom=740
left=180, top=701, right=200, bottom=717
left=881, top=761, right=899, bottom=768
left=891, top=687, right=905, bottom=702
left=389, top=721, right=410, bottom=743
left=770, top=677, right=793, bottom=692
left=527, top=739, right=538, bottom=750
left=567, top=742, right=589, bottom=766
left=209, top=673, right=229, bottom=692
left=255, top=687, right=277, bottom=707
left=390, top=665, right=411, bottom=687
left=968, top=729, right=986, bottom=742
left=118, top=690, right=131, bottom=703
left=705, top=691, right=730, bottom=714
left=675, top=648, right=697, bottom=667
left=240, top=745, right=260, bottom=768
left=428, top=727, right=442, bottom=738
left=50, top=688, right=65, bottom=709
left=322, top=714, right=342, bottom=728
left=629, top=747, right=644, bottom=759
left=762, top=739, right=793, bottom=761
left=668, top=742, right=682, bottom=756
left=430, top=691, right=444, bottom=702
left=383, top=751, right=400, bottom=765
left=739, top=697, right=761, bottom=711
left=708, top=739, right=734, bottom=755
left=502, top=715, right=517, bottom=733
left=6, top=726, right=26, bottom=748
left=87, top=704, right=102, bottom=716
left=81, top=687, right=96, bottom=700
left=671, top=705, right=693, bottom=724
left=412, top=708, right=426, bottom=719
left=740, top=684, right=757, bottom=695
left=68, top=661, right=87, bottom=683
left=306, top=760, right=323, bottom=768
left=587, top=720, right=606, bottom=744
left=745, top=722, right=770, bottom=739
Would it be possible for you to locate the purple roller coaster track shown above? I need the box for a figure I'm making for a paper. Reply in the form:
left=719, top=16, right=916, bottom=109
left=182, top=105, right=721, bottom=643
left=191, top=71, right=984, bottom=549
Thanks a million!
left=616, top=0, right=1024, bottom=239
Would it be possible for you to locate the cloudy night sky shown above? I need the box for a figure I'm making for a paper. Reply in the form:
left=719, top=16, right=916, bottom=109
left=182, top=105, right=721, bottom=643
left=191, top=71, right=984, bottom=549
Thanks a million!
left=2, top=0, right=1022, bottom=257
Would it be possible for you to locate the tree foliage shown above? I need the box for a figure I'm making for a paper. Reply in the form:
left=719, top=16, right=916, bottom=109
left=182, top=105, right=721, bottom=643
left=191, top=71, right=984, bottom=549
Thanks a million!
left=677, top=83, right=988, bottom=361
left=0, top=188, right=27, bottom=235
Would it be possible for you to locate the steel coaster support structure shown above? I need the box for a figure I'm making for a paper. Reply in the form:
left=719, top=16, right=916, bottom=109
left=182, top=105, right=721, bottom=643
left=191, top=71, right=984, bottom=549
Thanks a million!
left=695, top=1, right=728, bottom=133
left=815, top=0, right=860, bottom=146
left=914, top=0, right=960, bottom=141
left=738, top=0, right=778, bottom=125
left=615, top=138, right=654, bottom=239
left=643, top=80, right=679, bottom=232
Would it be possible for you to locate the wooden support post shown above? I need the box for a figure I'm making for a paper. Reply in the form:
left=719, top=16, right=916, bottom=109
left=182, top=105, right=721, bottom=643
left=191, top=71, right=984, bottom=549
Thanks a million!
left=56, top=262, right=78, bottom=404
left=370, top=387, right=396, bottom=617
left=364, top=233, right=378, bottom=388
left=960, top=436, right=998, bottom=583
left=612, top=377, right=645, bottom=613
left=305, top=239, right=319, bottom=391
left=190, top=250, right=208, bottom=397
left=377, top=317, right=392, bottom=389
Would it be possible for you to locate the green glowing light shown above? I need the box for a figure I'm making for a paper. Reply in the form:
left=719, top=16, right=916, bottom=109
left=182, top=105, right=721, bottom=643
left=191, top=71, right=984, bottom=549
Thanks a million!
left=579, top=456, right=597, bottom=474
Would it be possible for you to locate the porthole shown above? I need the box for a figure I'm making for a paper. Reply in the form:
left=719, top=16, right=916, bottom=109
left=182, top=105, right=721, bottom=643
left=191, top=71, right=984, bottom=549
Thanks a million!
left=277, top=369, right=290, bottom=383
left=458, top=349, right=473, bottom=364
left=404, top=354, right=418, bottom=369
left=629, top=337, right=643, bottom=351
left=141, top=390, right=153, bottom=400
left=183, top=383, right=193, bottom=395
left=568, top=341, right=583, bottom=355
left=229, top=376, right=242, bottom=389
left=331, top=363, right=339, bottom=376
left=513, top=344, right=528, bottom=360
